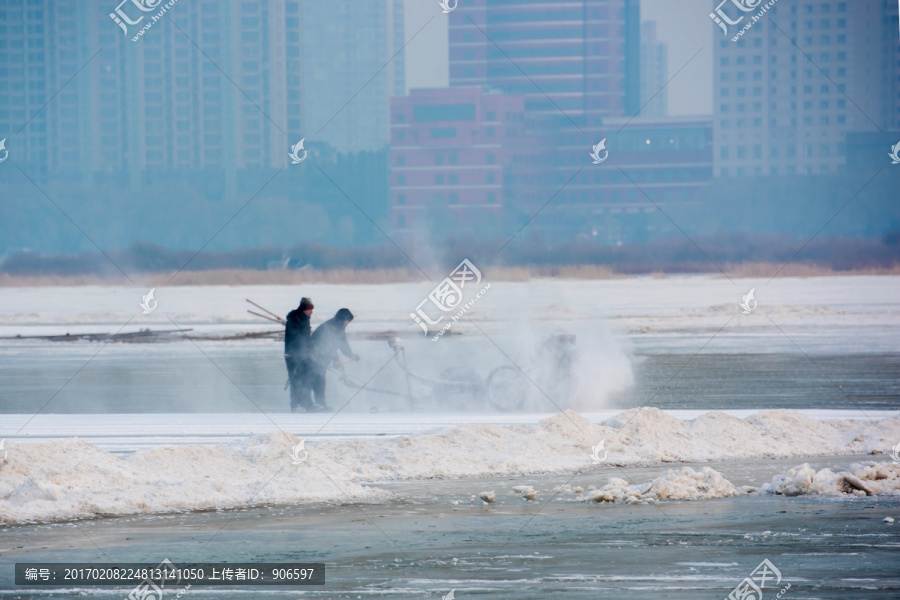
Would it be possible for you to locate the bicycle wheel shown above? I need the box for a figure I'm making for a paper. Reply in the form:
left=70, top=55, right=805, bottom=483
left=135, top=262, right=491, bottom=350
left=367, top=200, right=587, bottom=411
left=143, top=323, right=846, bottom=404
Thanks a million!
left=486, top=366, right=529, bottom=411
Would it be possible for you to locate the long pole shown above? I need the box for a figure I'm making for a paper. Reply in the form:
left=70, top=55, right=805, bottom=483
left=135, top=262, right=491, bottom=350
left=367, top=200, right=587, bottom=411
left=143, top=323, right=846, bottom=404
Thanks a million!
left=246, top=299, right=286, bottom=324
left=247, top=310, right=284, bottom=325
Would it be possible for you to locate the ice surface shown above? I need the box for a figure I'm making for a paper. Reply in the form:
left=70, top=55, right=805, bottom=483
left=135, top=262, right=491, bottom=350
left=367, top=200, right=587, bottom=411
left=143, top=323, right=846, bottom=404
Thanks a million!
left=1, top=275, right=898, bottom=352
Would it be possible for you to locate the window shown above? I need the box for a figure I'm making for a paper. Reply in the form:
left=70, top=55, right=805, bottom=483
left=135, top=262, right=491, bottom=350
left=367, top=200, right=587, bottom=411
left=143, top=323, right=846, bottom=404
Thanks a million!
left=430, top=127, right=456, bottom=138
left=414, top=104, right=475, bottom=121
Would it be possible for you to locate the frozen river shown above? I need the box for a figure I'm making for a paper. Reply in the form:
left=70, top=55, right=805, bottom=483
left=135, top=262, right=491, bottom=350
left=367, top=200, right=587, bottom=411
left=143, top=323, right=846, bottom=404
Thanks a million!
left=1, top=276, right=898, bottom=598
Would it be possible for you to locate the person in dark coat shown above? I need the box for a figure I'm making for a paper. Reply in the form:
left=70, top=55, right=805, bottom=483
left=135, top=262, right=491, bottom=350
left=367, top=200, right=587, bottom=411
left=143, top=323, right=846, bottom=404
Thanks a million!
left=308, top=308, right=359, bottom=410
left=284, top=297, right=315, bottom=412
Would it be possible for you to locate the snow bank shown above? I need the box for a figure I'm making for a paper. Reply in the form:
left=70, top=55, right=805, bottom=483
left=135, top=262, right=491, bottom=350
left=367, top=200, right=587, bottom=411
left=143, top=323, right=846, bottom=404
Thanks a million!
left=0, top=433, right=388, bottom=524
left=762, top=462, right=900, bottom=497
left=1, top=408, right=899, bottom=523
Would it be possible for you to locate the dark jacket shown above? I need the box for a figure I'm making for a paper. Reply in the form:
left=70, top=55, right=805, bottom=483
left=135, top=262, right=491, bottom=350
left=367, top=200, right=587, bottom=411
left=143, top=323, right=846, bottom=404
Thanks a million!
left=310, top=309, right=355, bottom=369
left=284, top=309, right=311, bottom=356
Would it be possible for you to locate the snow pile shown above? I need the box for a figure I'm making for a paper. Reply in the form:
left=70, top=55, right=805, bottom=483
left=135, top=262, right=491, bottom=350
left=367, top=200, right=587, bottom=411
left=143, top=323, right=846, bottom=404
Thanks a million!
left=586, top=467, right=741, bottom=504
left=513, top=485, right=538, bottom=500
left=0, top=433, right=388, bottom=524
left=2, top=408, right=899, bottom=523
left=602, top=408, right=899, bottom=463
left=479, top=491, right=496, bottom=503
left=762, top=462, right=900, bottom=497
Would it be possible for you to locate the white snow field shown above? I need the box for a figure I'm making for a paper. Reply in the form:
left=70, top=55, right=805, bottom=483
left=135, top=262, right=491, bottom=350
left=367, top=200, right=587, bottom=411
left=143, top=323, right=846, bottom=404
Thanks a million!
left=0, top=274, right=898, bottom=352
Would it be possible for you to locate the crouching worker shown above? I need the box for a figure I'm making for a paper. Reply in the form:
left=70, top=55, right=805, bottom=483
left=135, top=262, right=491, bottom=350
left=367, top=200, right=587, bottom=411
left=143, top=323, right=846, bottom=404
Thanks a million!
left=309, top=308, right=359, bottom=411
left=284, top=297, right=315, bottom=412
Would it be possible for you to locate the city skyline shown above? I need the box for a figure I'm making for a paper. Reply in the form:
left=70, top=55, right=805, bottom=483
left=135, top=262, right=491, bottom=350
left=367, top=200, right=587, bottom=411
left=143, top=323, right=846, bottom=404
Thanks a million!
left=0, top=0, right=897, bottom=257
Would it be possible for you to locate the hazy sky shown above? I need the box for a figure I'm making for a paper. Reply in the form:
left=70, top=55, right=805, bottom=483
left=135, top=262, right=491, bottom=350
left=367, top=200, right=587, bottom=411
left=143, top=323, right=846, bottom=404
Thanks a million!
left=404, top=0, right=713, bottom=116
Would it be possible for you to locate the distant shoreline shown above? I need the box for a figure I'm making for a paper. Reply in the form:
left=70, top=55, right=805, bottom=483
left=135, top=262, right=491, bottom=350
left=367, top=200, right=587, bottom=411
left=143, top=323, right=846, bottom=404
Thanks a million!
left=1, top=263, right=899, bottom=287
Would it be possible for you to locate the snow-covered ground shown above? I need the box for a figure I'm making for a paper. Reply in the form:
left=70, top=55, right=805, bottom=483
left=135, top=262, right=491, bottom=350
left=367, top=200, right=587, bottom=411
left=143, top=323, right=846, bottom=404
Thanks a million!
left=0, top=275, right=898, bottom=352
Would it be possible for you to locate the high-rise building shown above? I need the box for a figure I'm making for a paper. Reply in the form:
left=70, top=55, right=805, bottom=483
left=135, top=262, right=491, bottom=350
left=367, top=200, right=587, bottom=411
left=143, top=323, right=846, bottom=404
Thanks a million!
left=1, top=0, right=302, bottom=187
left=445, top=0, right=643, bottom=242
left=0, top=0, right=404, bottom=186
left=713, top=0, right=900, bottom=177
left=389, top=87, right=547, bottom=240
left=301, top=0, right=405, bottom=152
left=449, top=0, right=640, bottom=128
left=639, top=21, right=668, bottom=118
